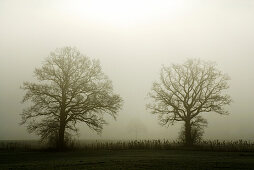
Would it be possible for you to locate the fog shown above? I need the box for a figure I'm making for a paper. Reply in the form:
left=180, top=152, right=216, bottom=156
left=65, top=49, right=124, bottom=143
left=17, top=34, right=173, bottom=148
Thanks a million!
left=0, top=0, right=254, bottom=141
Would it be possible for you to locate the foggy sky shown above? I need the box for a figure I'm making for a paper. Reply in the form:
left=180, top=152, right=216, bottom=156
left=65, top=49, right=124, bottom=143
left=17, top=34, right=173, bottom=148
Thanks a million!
left=0, top=0, right=254, bottom=140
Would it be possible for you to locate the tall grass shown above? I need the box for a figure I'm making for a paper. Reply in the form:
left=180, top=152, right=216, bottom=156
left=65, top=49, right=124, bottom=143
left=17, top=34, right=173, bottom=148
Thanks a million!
left=0, top=140, right=43, bottom=151
left=74, top=139, right=254, bottom=152
left=1, top=139, right=254, bottom=152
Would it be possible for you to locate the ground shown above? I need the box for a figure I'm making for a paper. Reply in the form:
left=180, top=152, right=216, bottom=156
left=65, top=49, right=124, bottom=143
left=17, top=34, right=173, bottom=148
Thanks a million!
left=0, top=150, right=254, bottom=169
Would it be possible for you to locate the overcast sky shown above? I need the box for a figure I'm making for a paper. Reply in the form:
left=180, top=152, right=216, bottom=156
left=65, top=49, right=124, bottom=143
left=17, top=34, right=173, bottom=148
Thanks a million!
left=0, top=0, right=254, bottom=140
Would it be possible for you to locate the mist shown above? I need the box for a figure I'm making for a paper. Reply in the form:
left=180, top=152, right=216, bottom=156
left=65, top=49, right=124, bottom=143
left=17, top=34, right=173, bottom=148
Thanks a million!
left=0, top=0, right=254, bottom=141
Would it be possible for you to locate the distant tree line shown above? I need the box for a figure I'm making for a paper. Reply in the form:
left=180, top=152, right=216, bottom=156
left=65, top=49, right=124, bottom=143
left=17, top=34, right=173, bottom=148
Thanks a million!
left=21, top=47, right=231, bottom=150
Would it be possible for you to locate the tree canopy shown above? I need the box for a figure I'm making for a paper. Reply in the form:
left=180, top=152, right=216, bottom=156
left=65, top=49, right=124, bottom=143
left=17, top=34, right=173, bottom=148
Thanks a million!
left=21, top=47, right=123, bottom=149
left=147, top=59, right=231, bottom=145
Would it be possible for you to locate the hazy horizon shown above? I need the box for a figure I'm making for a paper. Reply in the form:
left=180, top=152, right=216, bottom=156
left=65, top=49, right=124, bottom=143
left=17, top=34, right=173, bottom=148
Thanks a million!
left=0, top=0, right=254, bottom=141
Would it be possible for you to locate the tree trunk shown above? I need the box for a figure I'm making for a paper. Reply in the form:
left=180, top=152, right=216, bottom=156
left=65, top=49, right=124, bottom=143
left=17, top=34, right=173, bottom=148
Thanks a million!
left=185, top=119, right=192, bottom=146
left=58, top=109, right=66, bottom=151
left=59, top=88, right=67, bottom=151
left=58, top=120, right=65, bottom=151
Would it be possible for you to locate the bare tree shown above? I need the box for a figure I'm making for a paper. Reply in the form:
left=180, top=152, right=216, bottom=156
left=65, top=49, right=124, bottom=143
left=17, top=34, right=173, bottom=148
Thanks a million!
left=21, top=47, right=123, bottom=150
left=147, top=59, right=231, bottom=146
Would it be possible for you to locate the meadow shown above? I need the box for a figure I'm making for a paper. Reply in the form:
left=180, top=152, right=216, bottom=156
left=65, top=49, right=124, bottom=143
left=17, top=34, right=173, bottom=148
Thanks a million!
left=1, top=139, right=254, bottom=169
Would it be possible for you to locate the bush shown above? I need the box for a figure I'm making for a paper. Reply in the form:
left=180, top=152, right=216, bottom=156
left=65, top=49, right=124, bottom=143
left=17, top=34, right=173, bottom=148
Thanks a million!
left=42, top=131, right=77, bottom=150
left=178, top=116, right=208, bottom=144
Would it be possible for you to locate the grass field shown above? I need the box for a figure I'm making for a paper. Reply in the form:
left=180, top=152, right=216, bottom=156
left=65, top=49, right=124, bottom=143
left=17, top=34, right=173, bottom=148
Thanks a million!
left=1, top=140, right=254, bottom=169
left=1, top=150, right=254, bottom=169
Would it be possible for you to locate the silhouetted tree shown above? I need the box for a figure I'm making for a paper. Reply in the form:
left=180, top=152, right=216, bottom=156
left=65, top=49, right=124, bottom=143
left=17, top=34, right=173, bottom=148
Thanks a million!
left=21, top=47, right=123, bottom=150
left=147, top=59, right=231, bottom=146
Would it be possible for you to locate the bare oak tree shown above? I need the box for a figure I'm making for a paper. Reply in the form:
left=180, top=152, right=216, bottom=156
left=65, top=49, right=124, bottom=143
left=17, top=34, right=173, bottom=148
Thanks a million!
left=147, top=59, right=231, bottom=145
left=21, top=47, right=123, bottom=150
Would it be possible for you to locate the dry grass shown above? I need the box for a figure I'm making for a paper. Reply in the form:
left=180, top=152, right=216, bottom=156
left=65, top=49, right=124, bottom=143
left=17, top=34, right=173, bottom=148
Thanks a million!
left=1, top=139, right=254, bottom=152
